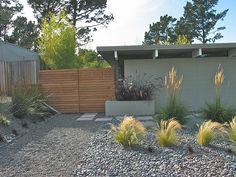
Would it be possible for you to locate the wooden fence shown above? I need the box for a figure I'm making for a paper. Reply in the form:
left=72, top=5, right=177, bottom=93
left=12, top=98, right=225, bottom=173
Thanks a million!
left=39, top=68, right=115, bottom=113
left=0, top=60, right=39, bottom=95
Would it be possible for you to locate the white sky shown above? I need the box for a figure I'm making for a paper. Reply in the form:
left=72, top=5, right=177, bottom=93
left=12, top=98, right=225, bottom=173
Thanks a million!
left=18, top=0, right=236, bottom=49
left=87, top=0, right=167, bottom=48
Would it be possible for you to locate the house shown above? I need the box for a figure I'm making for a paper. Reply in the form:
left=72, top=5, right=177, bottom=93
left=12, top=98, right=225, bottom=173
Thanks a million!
left=97, top=43, right=236, bottom=111
left=0, top=40, right=40, bottom=95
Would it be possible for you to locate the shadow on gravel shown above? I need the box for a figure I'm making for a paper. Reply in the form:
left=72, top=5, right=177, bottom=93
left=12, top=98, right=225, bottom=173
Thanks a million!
left=0, top=113, right=101, bottom=157
left=208, top=144, right=236, bottom=156
left=0, top=113, right=103, bottom=177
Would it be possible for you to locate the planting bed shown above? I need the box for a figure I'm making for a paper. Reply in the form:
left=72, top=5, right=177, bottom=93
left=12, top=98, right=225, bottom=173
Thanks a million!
left=73, top=118, right=236, bottom=177
left=0, top=112, right=53, bottom=145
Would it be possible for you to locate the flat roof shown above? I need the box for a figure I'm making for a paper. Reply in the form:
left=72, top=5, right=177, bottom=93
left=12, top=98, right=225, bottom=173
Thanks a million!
left=97, top=43, right=236, bottom=65
left=0, top=40, right=39, bottom=62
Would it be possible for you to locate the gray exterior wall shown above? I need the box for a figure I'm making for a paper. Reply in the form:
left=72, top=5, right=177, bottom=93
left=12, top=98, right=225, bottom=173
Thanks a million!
left=124, top=57, right=236, bottom=112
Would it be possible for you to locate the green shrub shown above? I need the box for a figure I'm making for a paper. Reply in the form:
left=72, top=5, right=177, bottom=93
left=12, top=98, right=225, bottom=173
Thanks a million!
left=202, top=65, right=235, bottom=123
left=156, top=67, right=187, bottom=124
left=202, top=103, right=234, bottom=123
left=158, top=102, right=187, bottom=124
left=115, top=72, right=163, bottom=101
left=197, top=120, right=222, bottom=146
left=11, top=85, right=46, bottom=118
left=156, top=118, right=182, bottom=147
left=227, top=117, right=236, bottom=144
left=0, top=114, right=10, bottom=126
left=111, top=116, right=146, bottom=148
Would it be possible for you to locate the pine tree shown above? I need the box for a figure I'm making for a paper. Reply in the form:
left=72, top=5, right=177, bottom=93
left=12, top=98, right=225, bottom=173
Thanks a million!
left=178, top=0, right=228, bottom=43
left=0, top=0, right=22, bottom=41
left=144, top=15, right=177, bottom=45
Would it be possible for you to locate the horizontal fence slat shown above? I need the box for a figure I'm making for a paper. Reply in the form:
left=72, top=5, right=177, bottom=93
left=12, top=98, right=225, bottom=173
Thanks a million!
left=39, top=68, right=115, bottom=113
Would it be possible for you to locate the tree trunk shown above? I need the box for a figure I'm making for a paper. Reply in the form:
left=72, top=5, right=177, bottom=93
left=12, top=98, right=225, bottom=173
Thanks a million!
left=72, top=0, right=77, bottom=26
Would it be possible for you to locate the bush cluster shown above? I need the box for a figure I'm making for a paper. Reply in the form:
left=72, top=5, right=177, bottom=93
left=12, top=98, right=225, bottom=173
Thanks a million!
left=112, top=66, right=236, bottom=148
left=112, top=116, right=236, bottom=148
left=155, top=65, right=235, bottom=125
left=11, top=84, right=46, bottom=118
left=157, top=67, right=187, bottom=124
left=156, top=118, right=182, bottom=147
left=201, top=65, right=235, bottom=123
left=197, top=120, right=223, bottom=146
left=115, top=72, right=163, bottom=101
left=112, top=116, right=146, bottom=148
left=227, top=117, right=236, bottom=144
left=202, top=104, right=234, bottom=123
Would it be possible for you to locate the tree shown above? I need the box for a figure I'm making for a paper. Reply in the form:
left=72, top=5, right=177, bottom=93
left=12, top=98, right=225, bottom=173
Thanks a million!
left=9, top=16, right=38, bottom=49
left=76, top=49, right=110, bottom=68
left=143, top=15, right=177, bottom=45
left=0, top=0, right=22, bottom=41
left=175, top=12, right=195, bottom=43
left=179, top=0, right=228, bottom=43
left=27, top=0, right=113, bottom=45
left=38, top=12, right=77, bottom=69
left=27, top=0, right=65, bottom=25
left=66, top=0, right=114, bottom=45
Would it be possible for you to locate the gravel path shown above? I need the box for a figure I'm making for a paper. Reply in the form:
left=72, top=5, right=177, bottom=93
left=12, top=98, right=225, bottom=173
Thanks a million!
left=0, top=114, right=101, bottom=177
left=74, top=120, right=236, bottom=177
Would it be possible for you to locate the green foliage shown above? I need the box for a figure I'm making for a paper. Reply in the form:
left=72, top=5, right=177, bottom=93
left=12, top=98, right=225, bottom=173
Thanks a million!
left=76, top=49, right=110, bottom=68
left=11, top=85, right=46, bottom=118
left=156, top=118, right=182, bottom=147
left=0, top=114, right=10, bottom=126
left=197, top=120, right=222, bottom=146
left=0, top=0, right=23, bottom=41
left=177, top=0, right=228, bottom=43
left=144, top=15, right=177, bottom=45
left=158, top=102, right=187, bottom=125
left=112, top=116, right=146, bottom=148
left=175, top=35, right=190, bottom=45
left=27, top=0, right=64, bottom=25
left=28, top=0, right=113, bottom=45
left=144, top=0, right=228, bottom=44
left=202, top=103, right=234, bottom=123
left=202, top=65, right=235, bottom=123
left=38, top=12, right=77, bottom=69
left=228, top=117, right=236, bottom=144
left=157, top=67, right=187, bottom=124
left=175, top=16, right=195, bottom=44
left=67, top=0, right=114, bottom=45
left=9, top=16, right=38, bottom=49
left=115, top=72, right=163, bottom=101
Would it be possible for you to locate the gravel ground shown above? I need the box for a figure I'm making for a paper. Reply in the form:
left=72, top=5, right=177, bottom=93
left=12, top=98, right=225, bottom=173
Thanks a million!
left=74, top=119, right=236, bottom=177
left=0, top=114, right=101, bottom=177
left=0, top=112, right=53, bottom=144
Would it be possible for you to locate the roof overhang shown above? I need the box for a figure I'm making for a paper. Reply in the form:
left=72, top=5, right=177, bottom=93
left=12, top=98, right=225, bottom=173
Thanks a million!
left=97, top=43, right=236, bottom=66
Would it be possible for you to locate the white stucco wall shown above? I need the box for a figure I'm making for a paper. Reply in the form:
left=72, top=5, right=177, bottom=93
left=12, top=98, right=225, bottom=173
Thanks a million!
left=124, top=57, right=236, bottom=112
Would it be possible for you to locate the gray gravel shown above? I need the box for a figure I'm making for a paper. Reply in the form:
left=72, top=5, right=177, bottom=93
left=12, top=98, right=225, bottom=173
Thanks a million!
left=0, top=114, right=101, bottom=177
left=74, top=120, right=236, bottom=177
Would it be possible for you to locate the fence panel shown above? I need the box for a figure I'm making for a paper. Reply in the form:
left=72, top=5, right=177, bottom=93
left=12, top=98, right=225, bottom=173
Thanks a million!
left=78, top=68, right=115, bottom=112
left=39, top=69, right=79, bottom=113
left=0, top=60, right=38, bottom=95
left=39, top=68, right=115, bottom=113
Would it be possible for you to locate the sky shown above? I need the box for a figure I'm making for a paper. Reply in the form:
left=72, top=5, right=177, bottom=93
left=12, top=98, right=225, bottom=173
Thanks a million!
left=19, top=0, right=236, bottom=49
